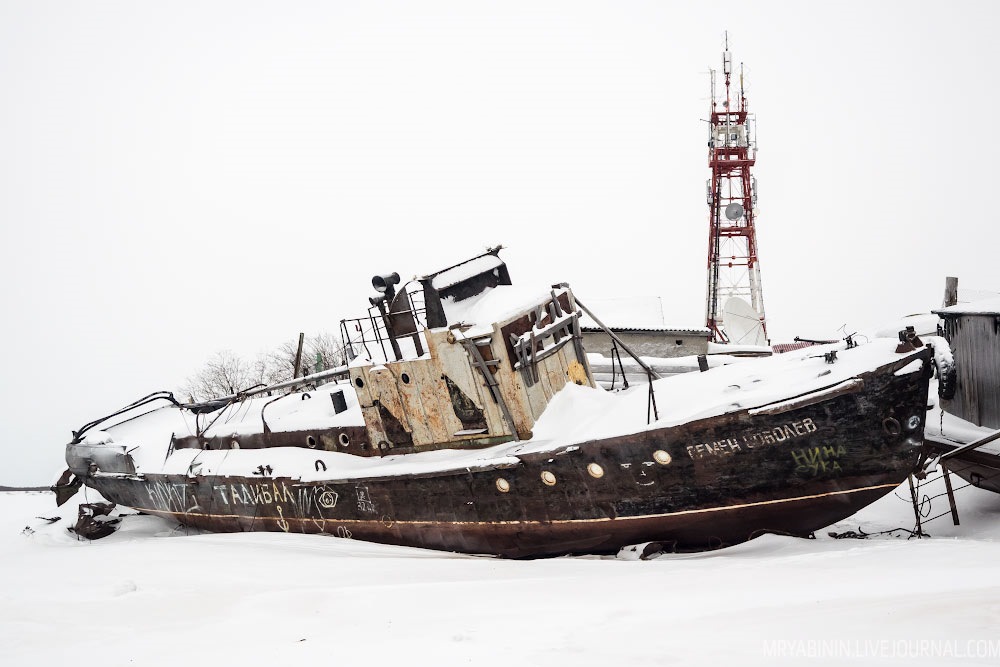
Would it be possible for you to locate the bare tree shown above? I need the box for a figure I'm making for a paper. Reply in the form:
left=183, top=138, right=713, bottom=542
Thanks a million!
left=180, top=350, right=278, bottom=402
left=180, top=332, right=348, bottom=402
left=307, top=331, right=349, bottom=372
left=267, top=331, right=349, bottom=378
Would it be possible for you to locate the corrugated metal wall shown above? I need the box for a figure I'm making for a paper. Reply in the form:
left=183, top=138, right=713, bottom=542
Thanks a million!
left=941, top=314, right=1000, bottom=428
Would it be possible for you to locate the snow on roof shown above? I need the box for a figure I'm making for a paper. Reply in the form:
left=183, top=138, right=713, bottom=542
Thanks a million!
left=578, top=296, right=707, bottom=334
left=429, top=253, right=504, bottom=291
left=935, top=295, right=1000, bottom=316
left=870, top=313, right=941, bottom=338
left=440, top=284, right=554, bottom=335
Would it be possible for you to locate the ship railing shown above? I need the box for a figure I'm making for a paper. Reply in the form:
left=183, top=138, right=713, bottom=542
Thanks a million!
left=340, top=285, right=428, bottom=365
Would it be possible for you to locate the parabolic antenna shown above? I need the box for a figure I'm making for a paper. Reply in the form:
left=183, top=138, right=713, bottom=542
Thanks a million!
left=724, top=202, right=745, bottom=221
left=722, top=296, right=767, bottom=346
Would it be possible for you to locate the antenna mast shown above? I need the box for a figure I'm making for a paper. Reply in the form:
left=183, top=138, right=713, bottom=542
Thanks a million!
left=704, top=33, right=767, bottom=344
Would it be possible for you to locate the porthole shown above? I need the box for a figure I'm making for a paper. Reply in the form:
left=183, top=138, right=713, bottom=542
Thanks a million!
left=587, top=463, right=604, bottom=479
left=339, top=432, right=350, bottom=447
left=355, top=377, right=364, bottom=388
left=653, top=450, right=672, bottom=466
left=541, top=471, right=557, bottom=486
left=906, top=415, right=921, bottom=431
left=496, top=478, right=510, bottom=493
left=306, top=435, right=317, bottom=449
left=401, top=373, right=411, bottom=384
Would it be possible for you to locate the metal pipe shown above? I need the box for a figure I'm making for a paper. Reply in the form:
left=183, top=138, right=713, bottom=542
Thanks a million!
left=187, top=364, right=351, bottom=406
left=938, top=428, right=1000, bottom=461
left=570, top=295, right=662, bottom=381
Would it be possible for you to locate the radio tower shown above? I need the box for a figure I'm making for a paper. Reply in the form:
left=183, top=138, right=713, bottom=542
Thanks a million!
left=705, top=34, right=767, bottom=345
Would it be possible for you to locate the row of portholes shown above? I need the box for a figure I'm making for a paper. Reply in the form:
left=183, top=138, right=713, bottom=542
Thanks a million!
left=355, top=373, right=412, bottom=388
left=494, top=450, right=673, bottom=492
left=306, top=433, right=352, bottom=449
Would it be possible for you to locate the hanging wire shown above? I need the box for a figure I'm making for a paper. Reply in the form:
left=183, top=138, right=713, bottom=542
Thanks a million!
left=830, top=460, right=1000, bottom=540
left=910, top=460, right=1000, bottom=526
left=72, top=391, right=181, bottom=443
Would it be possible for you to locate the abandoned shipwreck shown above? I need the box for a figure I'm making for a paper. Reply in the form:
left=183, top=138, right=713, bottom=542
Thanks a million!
left=57, top=248, right=933, bottom=557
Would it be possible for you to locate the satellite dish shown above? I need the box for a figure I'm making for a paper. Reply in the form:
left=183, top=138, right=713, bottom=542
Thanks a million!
left=722, top=296, right=767, bottom=346
left=724, top=202, right=744, bottom=221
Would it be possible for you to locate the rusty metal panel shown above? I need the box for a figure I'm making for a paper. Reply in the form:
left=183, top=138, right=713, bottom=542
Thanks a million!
left=526, top=342, right=576, bottom=419
left=423, top=329, right=508, bottom=446
left=349, top=367, right=374, bottom=408
left=534, top=350, right=560, bottom=404
left=351, top=366, right=390, bottom=452
left=366, top=366, right=416, bottom=450
left=387, top=361, right=435, bottom=446
left=397, top=359, right=459, bottom=445
left=942, top=314, right=1000, bottom=428
left=414, top=330, right=467, bottom=443
left=486, top=328, right=536, bottom=438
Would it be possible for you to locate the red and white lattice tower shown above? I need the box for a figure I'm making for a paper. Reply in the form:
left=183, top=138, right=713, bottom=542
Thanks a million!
left=704, top=35, right=767, bottom=345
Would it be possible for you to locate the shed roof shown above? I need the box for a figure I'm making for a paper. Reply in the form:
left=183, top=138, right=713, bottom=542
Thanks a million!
left=934, top=295, right=1000, bottom=317
left=578, top=296, right=708, bottom=334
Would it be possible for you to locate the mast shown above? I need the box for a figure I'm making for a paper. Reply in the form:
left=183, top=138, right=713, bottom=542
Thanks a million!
left=704, top=33, right=767, bottom=344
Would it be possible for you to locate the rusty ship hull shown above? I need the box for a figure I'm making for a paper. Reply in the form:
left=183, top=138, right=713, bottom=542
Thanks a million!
left=79, top=348, right=931, bottom=558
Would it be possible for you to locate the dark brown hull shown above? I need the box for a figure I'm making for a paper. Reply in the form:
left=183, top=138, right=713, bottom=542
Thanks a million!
left=83, top=350, right=932, bottom=558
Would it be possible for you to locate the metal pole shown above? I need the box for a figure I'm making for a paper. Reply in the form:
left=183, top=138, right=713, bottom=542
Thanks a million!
left=190, top=364, right=352, bottom=405
left=293, top=332, right=305, bottom=379
left=572, top=297, right=662, bottom=381
left=907, top=475, right=925, bottom=538
left=942, top=463, right=961, bottom=525
left=939, top=428, right=1000, bottom=462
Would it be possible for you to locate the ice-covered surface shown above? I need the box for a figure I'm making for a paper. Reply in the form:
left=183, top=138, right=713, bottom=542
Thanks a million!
left=6, top=471, right=1000, bottom=666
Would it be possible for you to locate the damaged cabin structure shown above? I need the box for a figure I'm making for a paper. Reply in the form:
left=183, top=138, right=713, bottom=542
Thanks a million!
left=341, top=248, right=595, bottom=454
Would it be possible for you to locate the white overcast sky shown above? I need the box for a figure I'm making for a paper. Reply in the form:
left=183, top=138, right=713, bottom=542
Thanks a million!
left=1, top=1, right=995, bottom=485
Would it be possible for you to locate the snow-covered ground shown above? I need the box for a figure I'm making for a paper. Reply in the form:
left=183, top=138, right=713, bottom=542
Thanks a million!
left=3, top=474, right=1000, bottom=666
